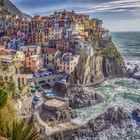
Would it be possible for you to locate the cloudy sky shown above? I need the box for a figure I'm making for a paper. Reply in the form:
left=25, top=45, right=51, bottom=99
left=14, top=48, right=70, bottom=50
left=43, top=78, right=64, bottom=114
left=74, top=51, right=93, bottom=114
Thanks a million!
left=11, top=0, right=140, bottom=31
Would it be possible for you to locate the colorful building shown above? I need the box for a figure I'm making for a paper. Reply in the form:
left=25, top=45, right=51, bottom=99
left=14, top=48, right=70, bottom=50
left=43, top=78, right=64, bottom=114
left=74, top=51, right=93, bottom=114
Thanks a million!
left=48, top=28, right=63, bottom=40
left=57, top=53, right=79, bottom=74
left=0, top=55, right=27, bottom=88
left=21, top=45, right=41, bottom=56
left=25, top=55, right=43, bottom=72
left=45, top=48, right=61, bottom=69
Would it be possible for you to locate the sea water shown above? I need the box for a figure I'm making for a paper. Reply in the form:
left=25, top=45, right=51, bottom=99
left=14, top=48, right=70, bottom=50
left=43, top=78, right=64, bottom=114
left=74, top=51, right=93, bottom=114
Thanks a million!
left=74, top=32, right=140, bottom=140
left=112, top=32, right=140, bottom=66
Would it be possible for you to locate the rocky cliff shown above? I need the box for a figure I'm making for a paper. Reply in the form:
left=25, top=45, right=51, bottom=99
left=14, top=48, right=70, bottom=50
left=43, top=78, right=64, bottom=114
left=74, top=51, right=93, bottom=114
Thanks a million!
left=39, top=102, right=77, bottom=126
left=70, top=37, right=126, bottom=85
left=0, top=0, right=24, bottom=18
left=65, top=86, right=104, bottom=109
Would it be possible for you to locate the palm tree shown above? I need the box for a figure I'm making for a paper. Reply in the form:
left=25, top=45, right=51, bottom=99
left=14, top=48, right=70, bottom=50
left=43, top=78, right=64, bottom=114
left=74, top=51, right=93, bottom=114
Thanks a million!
left=1, top=121, right=39, bottom=140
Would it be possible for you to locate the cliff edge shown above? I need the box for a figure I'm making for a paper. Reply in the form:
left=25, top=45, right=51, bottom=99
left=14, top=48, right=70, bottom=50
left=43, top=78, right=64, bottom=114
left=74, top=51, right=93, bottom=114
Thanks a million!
left=70, top=34, right=126, bottom=85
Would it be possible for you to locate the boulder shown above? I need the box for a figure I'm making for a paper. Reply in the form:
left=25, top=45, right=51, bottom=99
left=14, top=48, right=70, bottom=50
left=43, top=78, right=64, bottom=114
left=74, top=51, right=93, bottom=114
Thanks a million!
left=65, top=86, right=104, bottom=109
left=88, top=107, right=132, bottom=133
left=39, top=104, right=77, bottom=125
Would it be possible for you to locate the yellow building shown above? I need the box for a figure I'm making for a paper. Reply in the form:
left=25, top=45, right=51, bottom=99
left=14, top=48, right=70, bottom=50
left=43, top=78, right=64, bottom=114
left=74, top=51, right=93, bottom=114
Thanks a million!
left=77, top=24, right=85, bottom=32
left=14, top=51, right=25, bottom=61
left=84, top=20, right=90, bottom=30
left=13, top=51, right=25, bottom=74
left=35, top=28, right=48, bottom=46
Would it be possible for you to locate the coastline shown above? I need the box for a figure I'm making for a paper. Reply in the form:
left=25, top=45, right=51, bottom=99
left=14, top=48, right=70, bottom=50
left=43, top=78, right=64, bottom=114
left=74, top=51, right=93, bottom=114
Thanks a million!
left=69, top=74, right=130, bottom=87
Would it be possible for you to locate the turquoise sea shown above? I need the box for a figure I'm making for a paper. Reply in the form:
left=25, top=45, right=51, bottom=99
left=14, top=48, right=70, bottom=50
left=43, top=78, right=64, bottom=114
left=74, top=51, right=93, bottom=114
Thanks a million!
left=112, top=32, right=140, bottom=66
left=74, top=32, right=140, bottom=140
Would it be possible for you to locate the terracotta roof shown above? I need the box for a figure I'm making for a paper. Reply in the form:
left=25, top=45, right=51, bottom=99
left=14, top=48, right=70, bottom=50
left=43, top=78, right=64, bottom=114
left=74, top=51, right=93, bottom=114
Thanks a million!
left=47, top=48, right=58, bottom=55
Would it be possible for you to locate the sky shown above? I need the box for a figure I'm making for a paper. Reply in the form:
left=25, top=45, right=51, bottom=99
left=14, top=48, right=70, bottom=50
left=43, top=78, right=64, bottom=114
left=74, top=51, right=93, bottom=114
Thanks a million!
left=11, top=0, right=140, bottom=31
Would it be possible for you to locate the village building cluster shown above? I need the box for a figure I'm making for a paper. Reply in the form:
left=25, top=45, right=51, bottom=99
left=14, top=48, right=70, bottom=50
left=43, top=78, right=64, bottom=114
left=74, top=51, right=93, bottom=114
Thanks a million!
left=0, top=10, right=110, bottom=88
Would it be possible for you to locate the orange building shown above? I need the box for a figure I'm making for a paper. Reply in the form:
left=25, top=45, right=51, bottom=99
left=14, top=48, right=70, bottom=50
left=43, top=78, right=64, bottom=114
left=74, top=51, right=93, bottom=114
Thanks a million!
left=25, top=55, right=43, bottom=72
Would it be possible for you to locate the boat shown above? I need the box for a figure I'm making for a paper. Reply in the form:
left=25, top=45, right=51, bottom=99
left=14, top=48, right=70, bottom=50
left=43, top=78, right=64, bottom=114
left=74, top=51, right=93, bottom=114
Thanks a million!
left=31, top=88, right=36, bottom=93
left=44, top=90, right=56, bottom=96
left=133, top=72, right=140, bottom=80
left=131, top=109, right=140, bottom=124
left=35, top=84, right=40, bottom=89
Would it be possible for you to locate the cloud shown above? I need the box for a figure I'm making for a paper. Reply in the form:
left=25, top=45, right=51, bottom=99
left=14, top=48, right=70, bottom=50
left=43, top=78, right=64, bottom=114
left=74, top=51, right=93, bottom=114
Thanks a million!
left=10, top=0, right=140, bottom=31
left=11, top=0, right=140, bottom=14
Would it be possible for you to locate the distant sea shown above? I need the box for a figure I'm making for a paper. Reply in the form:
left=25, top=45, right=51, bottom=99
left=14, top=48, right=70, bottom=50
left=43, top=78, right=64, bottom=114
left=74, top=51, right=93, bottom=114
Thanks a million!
left=111, top=32, right=140, bottom=67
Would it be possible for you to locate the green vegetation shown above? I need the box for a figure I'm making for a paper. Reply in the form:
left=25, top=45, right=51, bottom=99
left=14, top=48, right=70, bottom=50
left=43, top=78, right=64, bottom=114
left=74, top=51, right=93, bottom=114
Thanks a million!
left=0, top=79, right=39, bottom=140
left=0, top=120, right=39, bottom=140
left=0, top=88, right=8, bottom=109
left=1, top=79, right=22, bottom=100
left=90, top=29, right=122, bottom=59
left=92, top=37, right=123, bottom=64
left=94, top=41, right=121, bottom=58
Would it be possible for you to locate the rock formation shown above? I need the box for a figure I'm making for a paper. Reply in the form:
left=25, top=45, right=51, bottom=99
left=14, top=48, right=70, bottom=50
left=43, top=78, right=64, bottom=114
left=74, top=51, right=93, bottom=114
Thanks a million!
left=39, top=100, right=77, bottom=126
left=50, top=107, right=132, bottom=140
left=88, top=107, right=132, bottom=133
left=70, top=38, right=126, bottom=85
left=65, top=86, right=104, bottom=109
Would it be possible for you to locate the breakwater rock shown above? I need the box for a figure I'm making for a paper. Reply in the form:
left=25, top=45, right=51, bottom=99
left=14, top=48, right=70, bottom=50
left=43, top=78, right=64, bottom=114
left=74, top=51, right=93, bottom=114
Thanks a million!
left=39, top=99, right=77, bottom=125
left=88, top=107, right=132, bottom=133
left=65, top=86, right=104, bottom=109
left=49, top=107, right=132, bottom=140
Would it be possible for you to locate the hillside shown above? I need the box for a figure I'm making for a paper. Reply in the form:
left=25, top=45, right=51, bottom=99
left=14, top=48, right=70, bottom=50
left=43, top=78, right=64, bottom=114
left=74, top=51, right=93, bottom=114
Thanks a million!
left=0, top=0, right=24, bottom=18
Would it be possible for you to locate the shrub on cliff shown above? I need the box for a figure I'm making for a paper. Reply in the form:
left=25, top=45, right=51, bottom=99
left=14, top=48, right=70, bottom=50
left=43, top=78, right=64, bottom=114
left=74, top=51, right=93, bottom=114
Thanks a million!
left=0, top=88, right=8, bottom=109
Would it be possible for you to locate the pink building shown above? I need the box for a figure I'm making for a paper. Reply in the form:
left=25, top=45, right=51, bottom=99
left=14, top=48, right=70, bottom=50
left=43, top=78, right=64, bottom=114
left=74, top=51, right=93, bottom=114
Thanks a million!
left=25, top=55, right=43, bottom=72
left=57, top=53, right=79, bottom=75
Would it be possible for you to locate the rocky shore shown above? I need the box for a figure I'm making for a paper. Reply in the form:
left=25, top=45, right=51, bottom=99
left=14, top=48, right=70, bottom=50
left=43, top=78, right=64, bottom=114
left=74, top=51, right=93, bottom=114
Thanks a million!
left=65, top=86, right=104, bottom=109
left=39, top=99, right=77, bottom=126
left=88, top=107, right=132, bottom=133
left=50, top=107, right=133, bottom=140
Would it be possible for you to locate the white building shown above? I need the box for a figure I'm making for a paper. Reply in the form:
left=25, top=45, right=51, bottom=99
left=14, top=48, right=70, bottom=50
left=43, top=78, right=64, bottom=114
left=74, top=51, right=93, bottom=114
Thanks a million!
left=21, top=45, right=41, bottom=56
